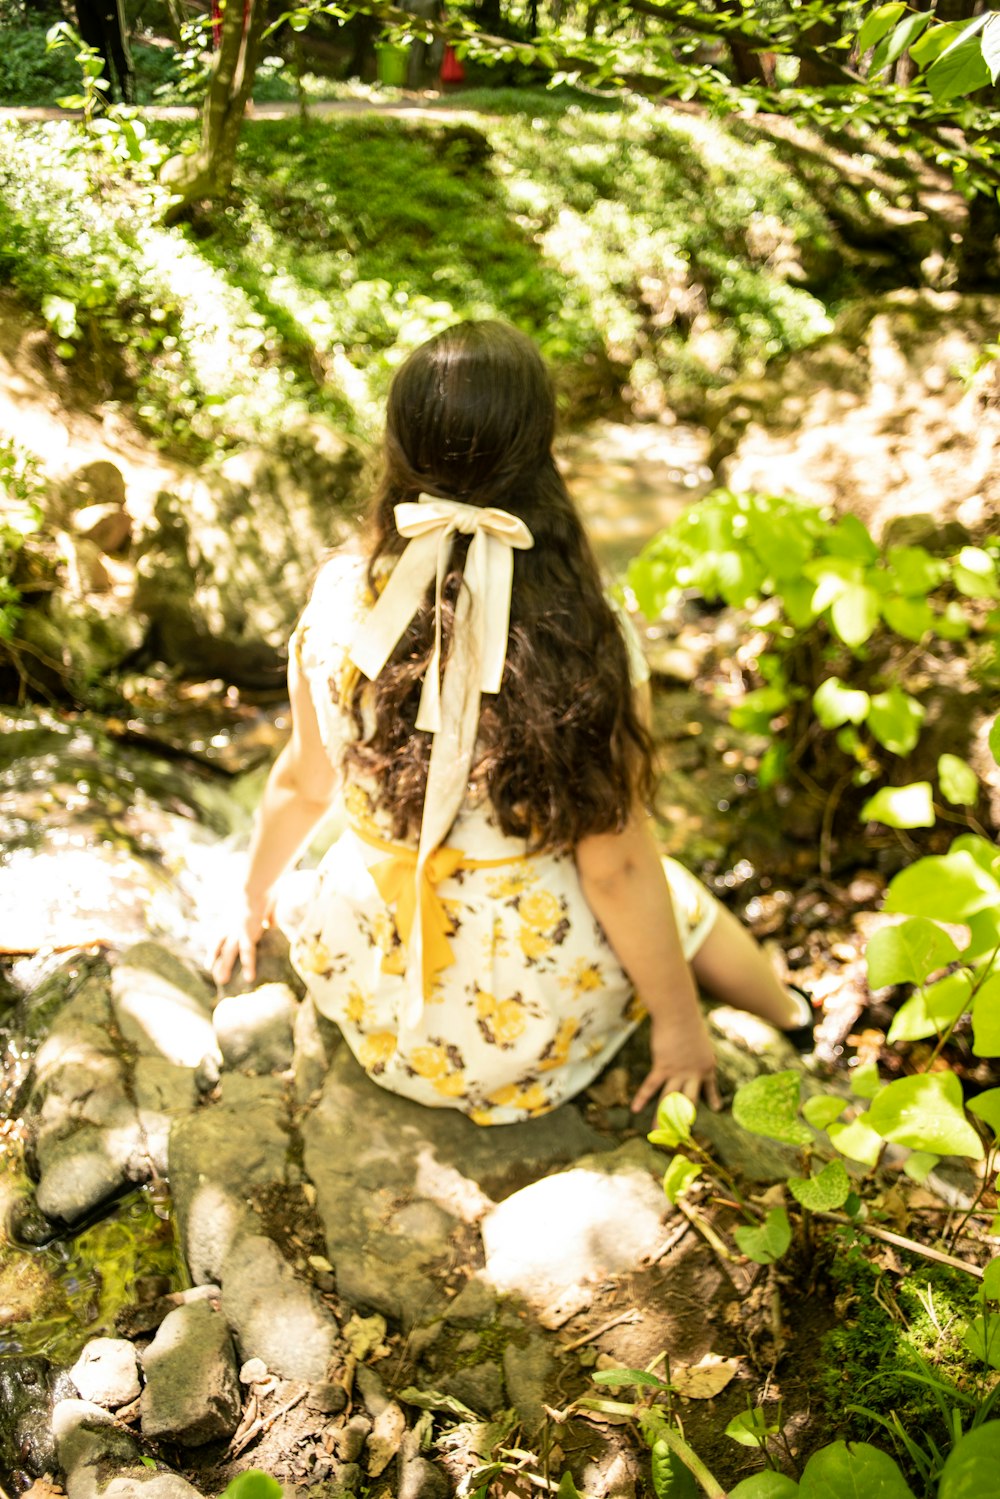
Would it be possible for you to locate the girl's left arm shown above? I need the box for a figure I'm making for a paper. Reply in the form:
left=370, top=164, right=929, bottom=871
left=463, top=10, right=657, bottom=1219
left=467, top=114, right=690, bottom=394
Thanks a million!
left=212, top=646, right=337, bottom=985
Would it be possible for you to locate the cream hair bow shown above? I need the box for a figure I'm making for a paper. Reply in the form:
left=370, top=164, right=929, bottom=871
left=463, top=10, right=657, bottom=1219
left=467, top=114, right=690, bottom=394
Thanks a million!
left=349, top=495, right=534, bottom=1025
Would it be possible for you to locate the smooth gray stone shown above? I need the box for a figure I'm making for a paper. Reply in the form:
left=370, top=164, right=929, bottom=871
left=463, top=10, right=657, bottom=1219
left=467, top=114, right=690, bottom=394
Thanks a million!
left=221, top=1233, right=338, bottom=1382
left=213, top=983, right=298, bottom=1075
left=503, top=1331, right=559, bottom=1435
left=140, top=1300, right=241, bottom=1445
left=70, top=1337, right=141, bottom=1408
left=111, top=942, right=218, bottom=1068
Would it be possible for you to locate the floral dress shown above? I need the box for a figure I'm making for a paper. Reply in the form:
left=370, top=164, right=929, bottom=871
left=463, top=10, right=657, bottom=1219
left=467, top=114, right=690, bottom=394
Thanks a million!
left=286, top=551, right=718, bottom=1125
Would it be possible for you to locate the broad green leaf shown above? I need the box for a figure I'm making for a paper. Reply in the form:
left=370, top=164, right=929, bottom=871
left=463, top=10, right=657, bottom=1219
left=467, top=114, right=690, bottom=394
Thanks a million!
left=964, top=907, right=1000, bottom=961
left=851, top=1061, right=882, bottom=1099
left=963, top=1317, right=1000, bottom=1371
left=830, top=582, right=881, bottom=648
left=867, top=916, right=960, bottom=990
left=990, top=714, right=1000, bottom=769
left=982, top=13, right=1000, bottom=82
left=726, top=1407, right=779, bottom=1449
left=662, top=1156, right=702, bottom=1205
left=867, top=687, right=925, bottom=756
left=886, top=971, right=973, bottom=1044
left=935, top=600, right=971, bottom=641
left=953, top=545, right=998, bottom=598
left=881, top=594, right=934, bottom=642
left=861, top=782, right=934, bottom=830
left=867, top=1073, right=983, bottom=1158
left=798, top=1439, right=916, bottom=1497
left=813, top=677, right=870, bottom=729
left=857, top=2, right=907, bottom=57
left=730, top=684, right=789, bottom=733
left=828, top=1116, right=884, bottom=1167
left=789, top=1159, right=852, bottom=1212
left=983, top=1258, right=1000, bottom=1301
left=220, top=1476, right=284, bottom=1499
left=802, top=1094, right=847, bottom=1131
left=729, top=1475, right=800, bottom=1499
left=927, top=34, right=991, bottom=101
left=910, top=18, right=967, bottom=68
left=902, top=1151, right=940, bottom=1183
left=871, top=11, right=932, bottom=75
left=734, top=1207, right=792, bottom=1265
left=650, top=1092, right=696, bottom=1147
left=807, top=556, right=861, bottom=613
left=939, top=753, right=979, bottom=807
left=732, top=1071, right=813, bottom=1147
left=968, top=1088, right=1000, bottom=1135
left=885, top=850, right=1000, bottom=920
left=650, top=1439, right=698, bottom=1499
left=939, top=1422, right=1000, bottom=1498
left=887, top=545, right=948, bottom=598
left=972, top=973, right=1000, bottom=1056
left=951, top=834, right=1000, bottom=881
left=825, top=514, right=879, bottom=564
left=557, top=1472, right=584, bottom=1499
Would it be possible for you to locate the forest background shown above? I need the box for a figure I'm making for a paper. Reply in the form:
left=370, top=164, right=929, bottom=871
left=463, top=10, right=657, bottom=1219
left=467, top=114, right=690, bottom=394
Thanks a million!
left=3, top=2, right=1000, bottom=1497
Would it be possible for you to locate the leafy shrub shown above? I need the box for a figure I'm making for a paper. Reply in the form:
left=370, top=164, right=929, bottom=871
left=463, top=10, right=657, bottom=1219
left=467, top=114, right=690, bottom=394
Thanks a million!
left=0, top=437, right=45, bottom=644
left=629, top=489, right=999, bottom=832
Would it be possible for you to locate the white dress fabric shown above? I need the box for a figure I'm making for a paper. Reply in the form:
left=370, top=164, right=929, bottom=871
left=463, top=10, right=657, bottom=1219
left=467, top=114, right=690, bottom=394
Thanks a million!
left=287, top=551, right=718, bottom=1125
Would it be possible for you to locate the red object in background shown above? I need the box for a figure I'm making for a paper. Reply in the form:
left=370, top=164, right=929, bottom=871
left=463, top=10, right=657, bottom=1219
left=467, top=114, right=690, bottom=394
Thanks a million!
left=210, top=0, right=252, bottom=49
left=440, top=45, right=465, bottom=83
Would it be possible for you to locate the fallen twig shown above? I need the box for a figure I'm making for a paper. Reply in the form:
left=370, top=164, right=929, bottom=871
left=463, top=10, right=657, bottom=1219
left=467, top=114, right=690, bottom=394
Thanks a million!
left=561, top=1309, right=642, bottom=1353
left=815, top=1212, right=984, bottom=1279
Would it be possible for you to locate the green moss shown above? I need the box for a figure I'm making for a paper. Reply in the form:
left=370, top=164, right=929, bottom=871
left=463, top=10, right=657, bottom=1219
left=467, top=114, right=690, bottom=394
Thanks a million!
left=819, top=1242, right=995, bottom=1481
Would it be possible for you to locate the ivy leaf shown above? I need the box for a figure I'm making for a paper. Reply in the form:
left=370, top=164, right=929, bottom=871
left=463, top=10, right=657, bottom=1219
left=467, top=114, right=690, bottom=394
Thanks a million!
left=851, top=1061, right=882, bottom=1099
left=734, top=1207, right=792, bottom=1265
left=881, top=594, right=934, bottom=642
left=648, top=1092, right=696, bottom=1147
left=219, top=1476, right=284, bottom=1499
left=729, top=1475, right=800, bottom=1498
left=887, top=545, right=948, bottom=597
left=938, top=754, right=979, bottom=807
left=725, top=1405, right=781, bottom=1448
left=983, top=1258, right=1000, bottom=1302
left=903, top=1152, right=940, bottom=1183
left=798, top=1440, right=916, bottom=1497
left=830, top=582, right=881, bottom=648
left=662, top=1156, right=702, bottom=1205
left=802, top=1095, right=847, bottom=1131
left=885, top=850, right=1000, bottom=921
left=789, top=1159, right=852, bottom=1212
left=968, top=1088, right=1000, bottom=1135
left=866, top=1073, right=984, bottom=1159
left=953, top=545, right=998, bottom=599
left=732, top=1071, right=813, bottom=1146
left=867, top=916, right=960, bottom=990
left=813, top=677, right=870, bottom=729
left=827, top=1116, right=885, bottom=1167
left=861, top=782, right=935, bottom=830
left=939, top=1422, right=1000, bottom=1498
left=972, top=973, right=1000, bottom=1056
left=886, top=971, right=973, bottom=1045
left=989, top=714, right=1000, bottom=770
left=867, top=687, right=925, bottom=756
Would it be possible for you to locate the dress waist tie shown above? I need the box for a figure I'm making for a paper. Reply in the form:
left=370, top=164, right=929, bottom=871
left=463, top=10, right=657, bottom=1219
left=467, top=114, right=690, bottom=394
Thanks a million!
left=349, top=818, right=528, bottom=1004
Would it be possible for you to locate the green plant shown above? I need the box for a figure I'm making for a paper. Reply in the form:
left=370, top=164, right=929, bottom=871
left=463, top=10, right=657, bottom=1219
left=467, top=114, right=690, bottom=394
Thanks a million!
left=0, top=436, right=44, bottom=643
left=628, top=490, right=998, bottom=844
left=218, top=1472, right=284, bottom=1499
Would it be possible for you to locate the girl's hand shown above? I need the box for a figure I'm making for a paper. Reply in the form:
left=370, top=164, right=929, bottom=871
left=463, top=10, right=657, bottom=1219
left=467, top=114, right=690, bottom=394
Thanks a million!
left=631, top=1015, right=721, bottom=1114
left=211, top=893, right=273, bottom=988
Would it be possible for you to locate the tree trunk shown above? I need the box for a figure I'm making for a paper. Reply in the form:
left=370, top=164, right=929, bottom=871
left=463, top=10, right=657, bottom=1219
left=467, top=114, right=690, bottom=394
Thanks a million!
left=159, top=0, right=269, bottom=222
left=74, top=0, right=135, bottom=102
left=894, top=0, right=931, bottom=86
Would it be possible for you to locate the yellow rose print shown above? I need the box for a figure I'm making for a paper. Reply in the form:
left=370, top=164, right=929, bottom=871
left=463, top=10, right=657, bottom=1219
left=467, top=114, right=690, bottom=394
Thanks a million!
left=519, top=927, right=552, bottom=961
left=300, top=938, right=332, bottom=975
left=410, top=1043, right=456, bottom=1082
left=559, top=958, right=604, bottom=998
left=475, top=987, right=527, bottom=1048
left=344, top=986, right=369, bottom=1025
left=486, top=1080, right=551, bottom=1116
left=432, top=1072, right=468, bottom=1099
left=539, top=1016, right=579, bottom=1071
left=518, top=888, right=562, bottom=932
left=487, top=867, right=534, bottom=901
left=357, top=1031, right=397, bottom=1072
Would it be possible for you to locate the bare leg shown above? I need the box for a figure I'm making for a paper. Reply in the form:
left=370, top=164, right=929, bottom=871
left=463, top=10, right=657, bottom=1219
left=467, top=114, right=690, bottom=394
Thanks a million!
left=690, top=904, right=803, bottom=1029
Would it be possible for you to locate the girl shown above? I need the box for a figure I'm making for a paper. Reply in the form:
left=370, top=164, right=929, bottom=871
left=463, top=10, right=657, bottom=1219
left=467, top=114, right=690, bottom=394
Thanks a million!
left=213, top=321, right=810, bottom=1122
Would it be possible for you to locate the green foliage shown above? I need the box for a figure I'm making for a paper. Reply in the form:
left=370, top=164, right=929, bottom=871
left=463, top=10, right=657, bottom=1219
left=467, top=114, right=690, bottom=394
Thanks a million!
left=0, top=437, right=45, bottom=643
left=733, top=1206, right=793, bottom=1265
left=629, top=490, right=997, bottom=829
left=218, top=1475, right=283, bottom=1499
left=731, top=1070, right=813, bottom=1147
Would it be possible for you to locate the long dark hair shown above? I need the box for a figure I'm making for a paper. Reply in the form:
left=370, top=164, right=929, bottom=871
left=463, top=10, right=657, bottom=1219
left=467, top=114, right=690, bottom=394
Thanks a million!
left=344, top=320, right=653, bottom=850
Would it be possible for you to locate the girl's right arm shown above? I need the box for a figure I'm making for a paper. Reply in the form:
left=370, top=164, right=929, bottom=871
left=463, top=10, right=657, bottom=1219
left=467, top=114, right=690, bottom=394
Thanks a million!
left=212, top=646, right=337, bottom=986
left=575, top=810, right=720, bottom=1113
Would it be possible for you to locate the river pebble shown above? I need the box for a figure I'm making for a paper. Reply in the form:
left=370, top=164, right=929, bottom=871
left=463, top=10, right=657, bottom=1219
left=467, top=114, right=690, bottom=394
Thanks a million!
left=140, top=1300, right=242, bottom=1445
left=69, top=1338, right=140, bottom=1409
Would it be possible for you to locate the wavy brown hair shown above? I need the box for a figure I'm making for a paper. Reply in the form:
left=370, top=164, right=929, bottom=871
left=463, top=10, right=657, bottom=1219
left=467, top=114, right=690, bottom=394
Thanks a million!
left=344, top=320, right=653, bottom=851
